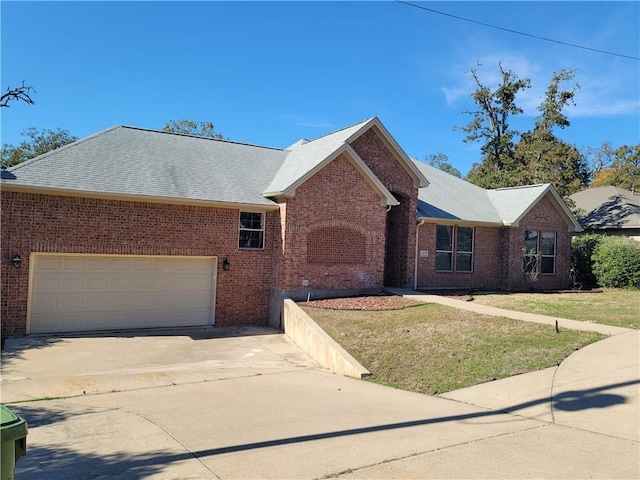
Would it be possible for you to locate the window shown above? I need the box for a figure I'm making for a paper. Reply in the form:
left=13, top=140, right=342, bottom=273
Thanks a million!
left=436, top=225, right=474, bottom=272
left=436, top=225, right=453, bottom=271
left=540, top=232, right=556, bottom=274
left=455, top=227, right=474, bottom=272
left=523, top=231, right=539, bottom=274
left=239, top=212, right=264, bottom=249
left=523, top=231, right=556, bottom=274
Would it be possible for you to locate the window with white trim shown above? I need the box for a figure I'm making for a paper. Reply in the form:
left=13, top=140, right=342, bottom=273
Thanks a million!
left=455, top=227, right=474, bottom=273
left=239, top=212, right=264, bottom=249
left=540, top=232, right=556, bottom=274
left=523, top=231, right=556, bottom=274
left=436, top=225, right=453, bottom=271
left=436, top=225, right=474, bottom=273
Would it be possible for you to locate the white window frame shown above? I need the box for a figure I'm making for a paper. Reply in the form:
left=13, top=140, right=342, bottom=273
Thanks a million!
left=455, top=226, right=474, bottom=273
left=435, top=225, right=475, bottom=273
left=540, top=232, right=556, bottom=275
left=435, top=225, right=453, bottom=272
left=523, top=230, right=556, bottom=275
left=238, top=211, right=265, bottom=250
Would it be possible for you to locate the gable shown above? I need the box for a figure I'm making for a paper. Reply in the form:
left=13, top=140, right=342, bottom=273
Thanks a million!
left=413, top=160, right=581, bottom=232
left=292, top=150, right=398, bottom=207
left=263, top=117, right=427, bottom=199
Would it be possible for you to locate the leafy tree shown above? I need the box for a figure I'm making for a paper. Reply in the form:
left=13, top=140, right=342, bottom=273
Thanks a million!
left=1, top=127, right=78, bottom=169
left=1, top=81, right=35, bottom=108
left=458, top=63, right=531, bottom=188
left=512, top=69, right=589, bottom=198
left=460, top=66, right=591, bottom=198
left=584, top=141, right=616, bottom=184
left=512, top=71, right=587, bottom=197
left=424, top=153, right=461, bottom=178
left=589, top=144, right=640, bottom=192
left=162, top=119, right=225, bottom=139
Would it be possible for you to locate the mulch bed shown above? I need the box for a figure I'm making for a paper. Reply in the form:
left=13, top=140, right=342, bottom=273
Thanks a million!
left=300, top=295, right=423, bottom=311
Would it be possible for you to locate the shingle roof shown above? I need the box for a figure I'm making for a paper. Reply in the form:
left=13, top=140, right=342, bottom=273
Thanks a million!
left=2, top=117, right=427, bottom=209
left=413, top=161, right=502, bottom=224
left=487, top=184, right=553, bottom=225
left=2, top=126, right=288, bottom=207
left=264, top=117, right=428, bottom=196
left=1, top=120, right=581, bottom=232
left=569, top=186, right=640, bottom=229
left=264, top=119, right=371, bottom=196
left=413, top=160, right=581, bottom=231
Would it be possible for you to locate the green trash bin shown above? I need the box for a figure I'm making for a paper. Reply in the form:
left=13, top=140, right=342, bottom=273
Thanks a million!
left=0, top=405, right=28, bottom=480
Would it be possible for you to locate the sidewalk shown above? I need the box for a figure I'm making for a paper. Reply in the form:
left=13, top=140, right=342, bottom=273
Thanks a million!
left=383, top=288, right=638, bottom=435
left=384, top=287, right=634, bottom=336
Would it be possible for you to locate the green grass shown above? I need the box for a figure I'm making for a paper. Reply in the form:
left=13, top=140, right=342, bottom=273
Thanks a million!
left=471, top=288, right=640, bottom=329
left=301, top=303, right=605, bottom=395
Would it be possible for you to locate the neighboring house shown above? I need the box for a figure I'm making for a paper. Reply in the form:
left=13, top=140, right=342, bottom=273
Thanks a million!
left=1, top=117, right=582, bottom=337
left=569, top=186, right=640, bottom=240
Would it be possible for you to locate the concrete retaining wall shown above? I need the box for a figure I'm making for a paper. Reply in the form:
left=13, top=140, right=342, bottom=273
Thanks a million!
left=282, top=299, right=370, bottom=379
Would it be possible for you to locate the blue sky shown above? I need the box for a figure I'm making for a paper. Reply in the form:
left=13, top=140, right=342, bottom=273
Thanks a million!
left=2, top=1, right=638, bottom=176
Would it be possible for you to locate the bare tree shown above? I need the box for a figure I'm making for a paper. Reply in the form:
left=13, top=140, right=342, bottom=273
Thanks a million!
left=1, top=81, right=36, bottom=108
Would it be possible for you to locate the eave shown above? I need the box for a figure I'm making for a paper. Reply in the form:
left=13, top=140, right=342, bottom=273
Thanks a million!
left=1, top=184, right=281, bottom=211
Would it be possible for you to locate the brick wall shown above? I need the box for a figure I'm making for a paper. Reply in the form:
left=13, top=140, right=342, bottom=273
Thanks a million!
left=416, top=223, right=503, bottom=290
left=416, top=193, right=573, bottom=292
left=275, top=153, right=388, bottom=291
left=1, top=191, right=275, bottom=336
left=503, top=194, right=572, bottom=291
left=351, top=129, right=419, bottom=288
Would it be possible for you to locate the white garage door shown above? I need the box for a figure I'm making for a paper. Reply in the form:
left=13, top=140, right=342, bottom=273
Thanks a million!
left=29, top=255, right=216, bottom=334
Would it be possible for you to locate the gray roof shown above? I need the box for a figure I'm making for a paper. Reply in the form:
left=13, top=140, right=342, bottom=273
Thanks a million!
left=264, top=117, right=428, bottom=196
left=413, top=160, right=581, bottom=231
left=413, top=161, right=502, bottom=224
left=265, top=120, right=371, bottom=195
left=2, top=126, right=288, bottom=207
left=1, top=120, right=580, bottom=232
left=2, top=117, right=426, bottom=209
left=570, top=186, right=640, bottom=229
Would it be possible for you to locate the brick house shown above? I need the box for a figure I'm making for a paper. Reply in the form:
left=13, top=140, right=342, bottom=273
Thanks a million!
left=1, top=117, right=581, bottom=336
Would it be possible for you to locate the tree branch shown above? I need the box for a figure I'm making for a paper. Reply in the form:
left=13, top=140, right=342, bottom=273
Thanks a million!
left=1, top=81, right=36, bottom=108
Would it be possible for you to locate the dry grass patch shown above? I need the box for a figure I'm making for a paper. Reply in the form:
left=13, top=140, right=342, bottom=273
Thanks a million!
left=301, top=303, right=605, bottom=395
left=471, top=288, right=640, bottom=329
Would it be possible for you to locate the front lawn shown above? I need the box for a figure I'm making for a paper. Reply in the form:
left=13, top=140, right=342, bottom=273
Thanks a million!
left=470, top=288, right=640, bottom=330
left=300, top=301, right=605, bottom=395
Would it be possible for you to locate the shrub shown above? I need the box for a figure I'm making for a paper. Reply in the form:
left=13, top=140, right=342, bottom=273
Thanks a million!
left=592, top=236, right=640, bottom=288
left=570, top=234, right=603, bottom=288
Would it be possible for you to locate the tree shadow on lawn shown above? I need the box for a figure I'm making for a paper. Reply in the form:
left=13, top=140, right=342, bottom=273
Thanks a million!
left=10, top=379, right=637, bottom=479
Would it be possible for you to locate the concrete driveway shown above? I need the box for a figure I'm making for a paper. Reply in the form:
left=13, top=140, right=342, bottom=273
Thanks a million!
left=1, top=326, right=638, bottom=479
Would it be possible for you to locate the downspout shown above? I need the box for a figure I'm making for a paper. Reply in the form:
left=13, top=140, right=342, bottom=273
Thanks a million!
left=414, top=219, right=425, bottom=291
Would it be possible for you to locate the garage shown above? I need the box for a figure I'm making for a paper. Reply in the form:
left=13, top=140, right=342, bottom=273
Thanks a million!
left=28, top=254, right=216, bottom=334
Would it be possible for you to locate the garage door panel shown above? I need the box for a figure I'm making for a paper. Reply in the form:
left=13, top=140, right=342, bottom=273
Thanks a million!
left=62, top=257, right=85, bottom=269
left=32, top=293, right=59, bottom=311
left=29, top=255, right=215, bottom=333
left=87, top=258, right=109, bottom=269
left=34, top=276, right=60, bottom=291
left=131, top=259, right=154, bottom=270
left=63, top=277, right=85, bottom=290
left=36, top=257, right=61, bottom=270
left=87, top=277, right=109, bottom=289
